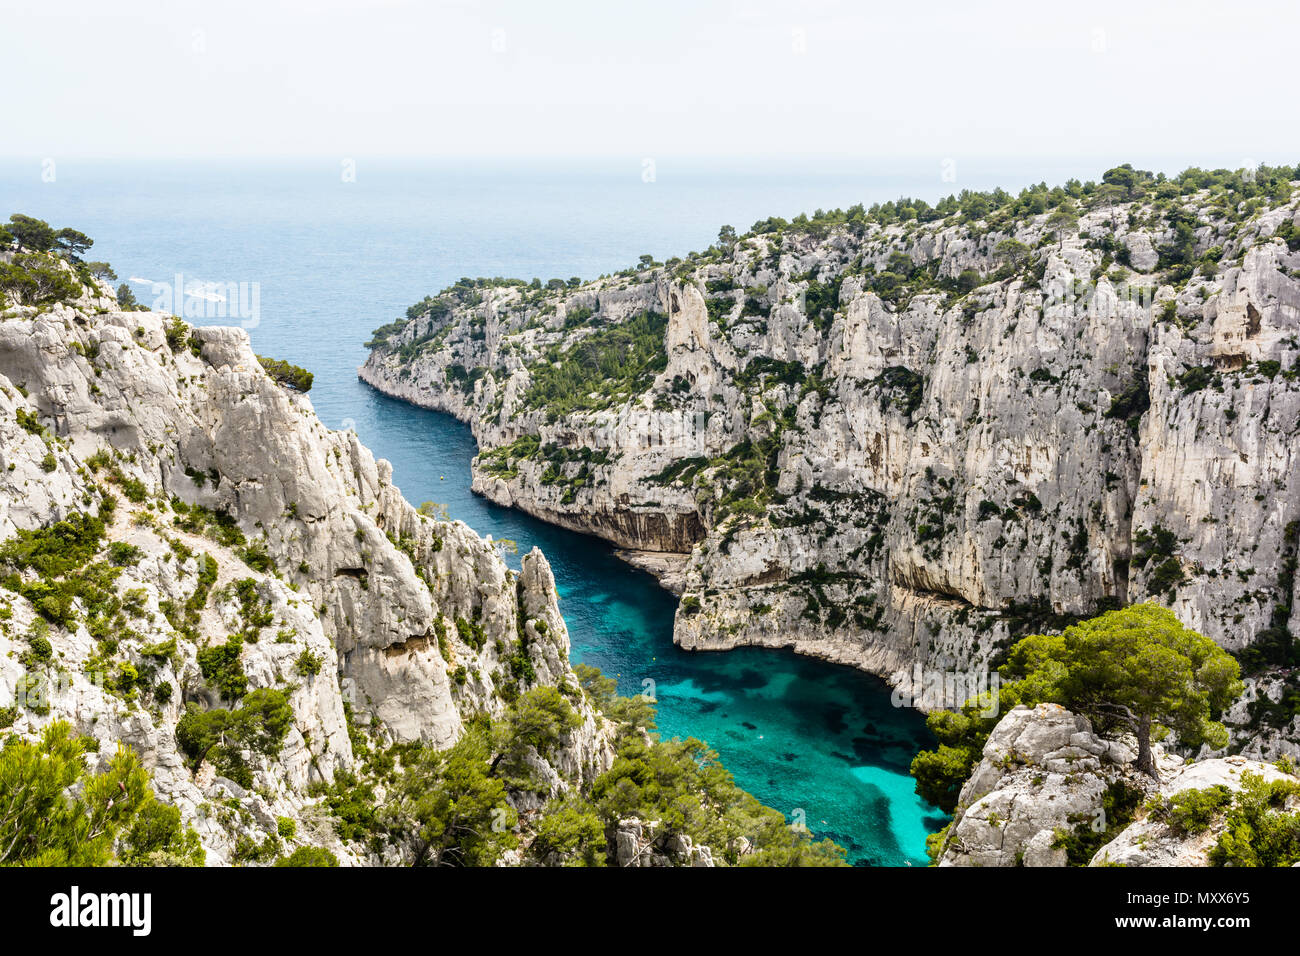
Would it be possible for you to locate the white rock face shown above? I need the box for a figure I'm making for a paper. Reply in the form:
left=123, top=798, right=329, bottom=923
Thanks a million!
left=361, top=186, right=1300, bottom=755
left=938, top=704, right=1145, bottom=867
left=935, top=704, right=1298, bottom=867
left=0, top=283, right=613, bottom=864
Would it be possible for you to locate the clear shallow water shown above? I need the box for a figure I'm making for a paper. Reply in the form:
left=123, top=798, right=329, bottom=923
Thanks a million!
left=0, top=157, right=959, bottom=864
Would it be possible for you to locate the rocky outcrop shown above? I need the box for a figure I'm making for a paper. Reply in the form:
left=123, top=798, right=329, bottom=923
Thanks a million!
left=935, top=703, right=1299, bottom=867
left=361, top=171, right=1300, bottom=754
left=1089, top=756, right=1299, bottom=866
left=0, top=273, right=614, bottom=864
left=613, top=817, right=715, bottom=867
left=936, top=704, right=1145, bottom=867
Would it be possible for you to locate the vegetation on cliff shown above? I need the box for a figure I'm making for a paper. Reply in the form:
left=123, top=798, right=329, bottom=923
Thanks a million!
left=0, top=720, right=204, bottom=866
left=0, top=213, right=114, bottom=307
left=522, top=310, right=668, bottom=418
left=257, top=355, right=314, bottom=393
left=912, top=604, right=1242, bottom=814
left=312, top=667, right=846, bottom=866
left=364, top=162, right=1300, bottom=659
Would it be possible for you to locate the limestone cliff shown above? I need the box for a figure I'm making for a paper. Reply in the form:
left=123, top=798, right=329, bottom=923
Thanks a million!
left=361, top=165, right=1300, bottom=755
left=0, top=259, right=613, bottom=864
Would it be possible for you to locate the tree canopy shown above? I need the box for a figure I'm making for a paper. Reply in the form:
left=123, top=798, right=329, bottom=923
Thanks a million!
left=2, top=215, right=95, bottom=261
left=913, top=604, right=1243, bottom=813
left=5, top=214, right=57, bottom=253
left=1002, top=603, right=1242, bottom=776
left=0, top=720, right=203, bottom=866
left=0, top=253, right=80, bottom=307
left=257, top=355, right=314, bottom=392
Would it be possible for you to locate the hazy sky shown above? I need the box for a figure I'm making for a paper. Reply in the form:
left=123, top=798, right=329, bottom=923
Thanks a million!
left=3, top=0, right=1298, bottom=164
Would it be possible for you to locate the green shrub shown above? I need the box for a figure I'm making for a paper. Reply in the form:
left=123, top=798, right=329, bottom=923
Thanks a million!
left=275, top=846, right=338, bottom=867
left=175, top=689, right=294, bottom=785
left=0, top=508, right=114, bottom=628
left=295, top=648, right=324, bottom=677
left=116, top=284, right=145, bottom=310
left=530, top=799, right=606, bottom=866
left=455, top=615, right=486, bottom=650
left=1148, top=784, right=1233, bottom=835
left=15, top=407, right=43, bottom=435
left=197, top=638, right=248, bottom=699
left=108, top=541, right=142, bottom=566
left=257, top=355, right=314, bottom=392
left=121, top=798, right=205, bottom=866
left=0, top=721, right=154, bottom=865
left=1103, top=367, right=1150, bottom=436
left=172, top=501, right=246, bottom=548
left=0, top=253, right=80, bottom=307
left=1177, top=366, right=1213, bottom=394
left=522, top=311, right=667, bottom=416
left=1208, top=773, right=1300, bottom=867
left=164, top=317, right=200, bottom=354
left=871, top=366, right=925, bottom=417
left=239, top=540, right=274, bottom=573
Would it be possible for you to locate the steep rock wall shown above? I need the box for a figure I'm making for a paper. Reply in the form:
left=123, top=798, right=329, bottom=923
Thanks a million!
left=361, top=177, right=1300, bottom=752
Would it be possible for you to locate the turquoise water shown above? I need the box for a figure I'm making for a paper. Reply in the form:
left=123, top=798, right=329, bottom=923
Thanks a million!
left=0, top=158, right=958, bottom=864
left=349, top=391, right=943, bottom=864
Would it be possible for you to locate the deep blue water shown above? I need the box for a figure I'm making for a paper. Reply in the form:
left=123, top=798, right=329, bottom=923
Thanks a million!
left=0, top=157, right=975, bottom=864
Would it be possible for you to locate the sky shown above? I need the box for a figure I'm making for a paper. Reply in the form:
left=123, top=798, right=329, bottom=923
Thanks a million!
left=1, top=0, right=1298, bottom=167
